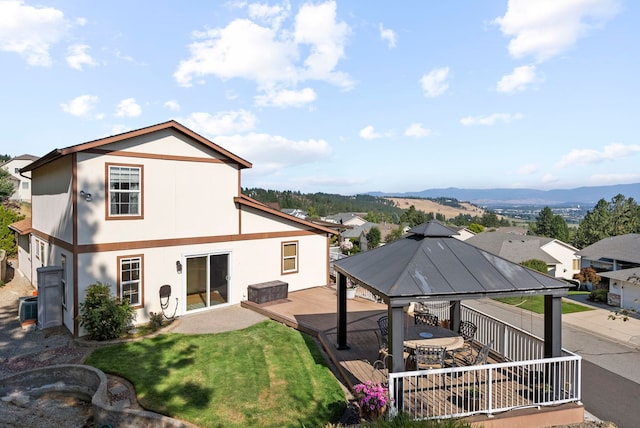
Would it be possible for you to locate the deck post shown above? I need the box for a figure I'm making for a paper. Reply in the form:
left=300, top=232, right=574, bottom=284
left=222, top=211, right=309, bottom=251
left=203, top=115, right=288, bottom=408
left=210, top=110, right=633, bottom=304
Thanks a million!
left=543, top=295, right=562, bottom=358
left=336, top=272, right=350, bottom=350
left=450, top=300, right=461, bottom=332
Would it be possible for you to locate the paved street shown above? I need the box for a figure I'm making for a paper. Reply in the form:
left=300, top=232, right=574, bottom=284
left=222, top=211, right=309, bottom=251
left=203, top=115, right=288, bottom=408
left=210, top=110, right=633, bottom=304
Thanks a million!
left=464, top=298, right=640, bottom=428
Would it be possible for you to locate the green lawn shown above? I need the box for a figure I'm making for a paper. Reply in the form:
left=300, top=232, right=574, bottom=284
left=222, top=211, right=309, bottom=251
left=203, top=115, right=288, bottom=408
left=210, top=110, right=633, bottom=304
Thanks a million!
left=85, top=320, right=346, bottom=428
left=495, top=292, right=593, bottom=314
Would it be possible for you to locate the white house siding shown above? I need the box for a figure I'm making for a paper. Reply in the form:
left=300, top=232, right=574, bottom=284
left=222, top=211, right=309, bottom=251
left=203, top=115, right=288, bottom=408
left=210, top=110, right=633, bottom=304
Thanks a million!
left=75, top=232, right=328, bottom=334
left=2, top=157, right=35, bottom=201
left=31, top=157, right=73, bottom=243
left=16, top=233, right=32, bottom=282
left=240, top=205, right=313, bottom=234
left=541, top=241, right=580, bottom=280
left=75, top=134, right=240, bottom=245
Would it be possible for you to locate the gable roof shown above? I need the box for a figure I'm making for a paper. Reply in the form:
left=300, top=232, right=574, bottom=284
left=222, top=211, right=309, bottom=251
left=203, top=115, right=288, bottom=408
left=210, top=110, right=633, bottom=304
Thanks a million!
left=234, top=195, right=337, bottom=235
left=466, top=231, right=561, bottom=265
left=599, top=266, right=640, bottom=282
left=334, top=220, right=569, bottom=302
left=0, top=154, right=39, bottom=168
left=21, top=120, right=252, bottom=173
left=577, top=234, right=640, bottom=265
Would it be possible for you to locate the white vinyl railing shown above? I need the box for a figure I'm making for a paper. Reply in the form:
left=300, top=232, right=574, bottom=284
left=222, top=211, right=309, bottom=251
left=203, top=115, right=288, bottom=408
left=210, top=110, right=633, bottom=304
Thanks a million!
left=388, top=354, right=582, bottom=419
left=387, top=304, right=582, bottom=419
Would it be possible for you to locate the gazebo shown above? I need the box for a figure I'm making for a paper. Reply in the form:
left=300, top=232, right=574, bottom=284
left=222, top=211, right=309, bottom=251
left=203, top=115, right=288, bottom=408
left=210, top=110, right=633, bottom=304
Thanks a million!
left=333, top=221, right=572, bottom=374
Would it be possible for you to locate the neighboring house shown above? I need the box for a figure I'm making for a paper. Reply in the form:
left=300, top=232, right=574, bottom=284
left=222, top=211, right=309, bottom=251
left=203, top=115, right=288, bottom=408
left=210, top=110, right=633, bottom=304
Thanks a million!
left=449, top=226, right=475, bottom=241
left=9, top=121, right=336, bottom=337
left=325, top=212, right=367, bottom=227
left=577, top=234, right=640, bottom=310
left=0, top=154, right=39, bottom=201
left=466, top=231, right=580, bottom=280
left=340, top=221, right=378, bottom=251
left=282, top=208, right=308, bottom=219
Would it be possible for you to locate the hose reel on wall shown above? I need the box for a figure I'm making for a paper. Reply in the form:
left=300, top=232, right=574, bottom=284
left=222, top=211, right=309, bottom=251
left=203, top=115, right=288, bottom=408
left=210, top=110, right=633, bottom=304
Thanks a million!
left=159, top=284, right=178, bottom=320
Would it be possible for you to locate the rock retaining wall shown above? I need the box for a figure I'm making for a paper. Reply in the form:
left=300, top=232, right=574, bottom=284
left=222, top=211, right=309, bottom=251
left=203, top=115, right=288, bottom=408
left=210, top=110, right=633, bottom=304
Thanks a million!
left=0, top=364, right=196, bottom=428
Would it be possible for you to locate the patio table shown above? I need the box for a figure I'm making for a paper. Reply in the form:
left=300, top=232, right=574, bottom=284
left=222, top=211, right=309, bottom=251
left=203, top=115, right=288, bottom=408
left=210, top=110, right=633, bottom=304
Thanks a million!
left=403, top=324, right=464, bottom=351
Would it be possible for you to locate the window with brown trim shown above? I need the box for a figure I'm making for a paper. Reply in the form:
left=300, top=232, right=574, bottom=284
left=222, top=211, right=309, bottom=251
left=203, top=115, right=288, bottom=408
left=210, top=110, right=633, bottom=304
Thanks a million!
left=107, top=163, right=143, bottom=219
left=118, top=255, right=144, bottom=308
left=282, top=241, right=298, bottom=274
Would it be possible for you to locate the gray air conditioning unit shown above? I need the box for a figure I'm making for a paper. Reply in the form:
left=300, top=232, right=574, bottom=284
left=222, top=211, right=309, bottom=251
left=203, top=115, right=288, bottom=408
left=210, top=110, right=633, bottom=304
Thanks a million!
left=18, top=296, right=38, bottom=323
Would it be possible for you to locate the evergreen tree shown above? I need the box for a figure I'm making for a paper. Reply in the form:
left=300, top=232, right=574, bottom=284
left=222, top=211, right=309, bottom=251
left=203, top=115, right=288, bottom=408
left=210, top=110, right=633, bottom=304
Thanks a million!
left=0, top=168, right=15, bottom=201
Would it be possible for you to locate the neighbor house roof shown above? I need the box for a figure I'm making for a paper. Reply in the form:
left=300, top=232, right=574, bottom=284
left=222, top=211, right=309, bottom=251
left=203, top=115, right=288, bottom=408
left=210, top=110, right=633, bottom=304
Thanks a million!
left=8, top=218, right=32, bottom=235
left=0, top=154, right=39, bottom=168
left=340, top=222, right=377, bottom=239
left=466, top=231, right=561, bottom=265
left=20, top=120, right=252, bottom=173
left=598, top=267, right=640, bottom=283
left=577, top=234, right=640, bottom=265
left=334, top=221, right=569, bottom=302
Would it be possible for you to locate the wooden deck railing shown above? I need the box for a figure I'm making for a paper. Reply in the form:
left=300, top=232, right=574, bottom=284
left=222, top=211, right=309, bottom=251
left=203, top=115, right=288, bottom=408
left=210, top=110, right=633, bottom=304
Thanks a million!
left=388, top=354, right=582, bottom=419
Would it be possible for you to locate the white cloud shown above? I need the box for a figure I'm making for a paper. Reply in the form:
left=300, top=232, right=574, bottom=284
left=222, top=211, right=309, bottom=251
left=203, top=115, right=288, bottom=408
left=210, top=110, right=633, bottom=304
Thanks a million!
left=494, top=0, right=620, bottom=62
left=248, top=2, right=290, bottom=30
left=541, top=173, right=558, bottom=184
left=66, top=44, right=97, bottom=70
left=181, top=110, right=257, bottom=135
left=174, top=0, right=352, bottom=93
left=359, top=125, right=382, bottom=140
left=515, top=163, right=538, bottom=175
left=460, top=113, right=523, bottom=126
left=404, top=123, right=432, bottom=138
left=420, top=67, right=449, bottom=98
left=379, top=23, right=396, bottom=48
left=163, top=100, right=181, bottom=111
left=60, top=94, right=99, bottom=117
left=0, top=0, right=69, bottom=66
left=110, top=124, right=131, bottom=136
left=496, top=65, right=537, bottom=93
left=589, top=172, right=640, bottom=185
left=215, top=132, right=332, bottom=174
left=254, top=87, right=317, bottom=107
left=115, top=98, right=142, bottom=117
left=556, top=143, right=640, bottom=168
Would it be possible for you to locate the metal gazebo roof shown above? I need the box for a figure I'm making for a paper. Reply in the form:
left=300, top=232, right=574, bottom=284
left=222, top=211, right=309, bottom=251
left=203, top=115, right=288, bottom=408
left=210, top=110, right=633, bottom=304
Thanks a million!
left=333, top=220, right=570, bottom=304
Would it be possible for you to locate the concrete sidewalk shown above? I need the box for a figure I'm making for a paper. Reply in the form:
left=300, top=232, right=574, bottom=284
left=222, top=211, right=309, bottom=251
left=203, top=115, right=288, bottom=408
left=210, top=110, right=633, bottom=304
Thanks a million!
left=561, top=297, right=640, bottom=348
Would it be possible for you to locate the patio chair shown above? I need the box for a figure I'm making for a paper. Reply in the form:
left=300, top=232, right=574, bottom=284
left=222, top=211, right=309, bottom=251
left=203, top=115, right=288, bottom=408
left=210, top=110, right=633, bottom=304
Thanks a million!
left=414, top=345, right=446, bottom=370
left=458, top=320, right=478, bottom=345
left=459, top=340, right=493, bottom=366
left=371, top=353, right=392, bottom=386
left=377, top=315, right=389, bottom=337
left=374, top=330, right=389, bottom=362
left=414, top=312, right=439, bottom=326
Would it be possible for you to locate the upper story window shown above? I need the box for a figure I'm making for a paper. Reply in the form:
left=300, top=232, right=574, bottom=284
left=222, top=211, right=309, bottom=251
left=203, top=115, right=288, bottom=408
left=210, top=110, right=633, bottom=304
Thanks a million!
left=107, top=164, right=143, bottom=219
left=282, top=241, right=299, bottom=275
left=22, top=181, right=29, bottom=189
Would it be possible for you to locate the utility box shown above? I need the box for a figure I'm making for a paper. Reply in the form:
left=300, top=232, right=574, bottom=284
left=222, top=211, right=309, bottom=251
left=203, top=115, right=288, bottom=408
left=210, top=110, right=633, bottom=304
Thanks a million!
left=247, top=280, right=288, bottom=304
left=37, top=266, right=63, bottom=329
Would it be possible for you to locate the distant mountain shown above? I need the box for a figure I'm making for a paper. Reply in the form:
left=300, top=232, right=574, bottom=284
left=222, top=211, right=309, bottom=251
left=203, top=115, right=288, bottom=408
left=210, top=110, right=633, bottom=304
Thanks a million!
left=369, top=183, right=640, bottom=207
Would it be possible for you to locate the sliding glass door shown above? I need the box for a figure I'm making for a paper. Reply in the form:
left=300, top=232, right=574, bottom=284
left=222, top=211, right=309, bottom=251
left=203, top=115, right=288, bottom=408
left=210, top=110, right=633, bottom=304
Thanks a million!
left=185, top=253, right=229, bottom=311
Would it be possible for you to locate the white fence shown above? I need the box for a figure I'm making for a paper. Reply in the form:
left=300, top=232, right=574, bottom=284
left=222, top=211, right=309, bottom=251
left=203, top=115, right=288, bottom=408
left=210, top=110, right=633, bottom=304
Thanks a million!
left=388, top=354, right=582, bottom=419
left=387, top=304, right=582, bottom=419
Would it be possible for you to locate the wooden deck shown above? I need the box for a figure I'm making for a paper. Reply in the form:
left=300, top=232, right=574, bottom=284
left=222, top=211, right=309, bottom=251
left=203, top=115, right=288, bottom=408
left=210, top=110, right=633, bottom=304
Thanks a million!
left=241, top=286, right=496, bottom=389
left=241, top=286, right=584, bottom=425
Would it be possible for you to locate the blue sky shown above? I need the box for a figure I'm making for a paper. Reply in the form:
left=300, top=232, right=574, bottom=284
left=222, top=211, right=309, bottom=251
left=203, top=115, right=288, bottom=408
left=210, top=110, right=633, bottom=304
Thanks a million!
left=2, top=0, right=638, bottom=195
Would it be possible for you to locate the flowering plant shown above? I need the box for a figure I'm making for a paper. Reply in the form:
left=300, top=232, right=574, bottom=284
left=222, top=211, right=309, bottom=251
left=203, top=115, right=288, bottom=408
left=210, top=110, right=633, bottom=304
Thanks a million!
left=353, top=381, right=390, bottom=416
left=340, top=239, right=353, bottom=251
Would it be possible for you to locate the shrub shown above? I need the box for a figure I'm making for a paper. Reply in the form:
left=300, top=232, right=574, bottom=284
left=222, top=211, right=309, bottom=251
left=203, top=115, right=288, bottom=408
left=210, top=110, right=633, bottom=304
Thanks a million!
left=148, top=311, right=164, bottom=331
left=588, top=288, right=608, bottom=303
left=78, top=282, right=135, bottom=340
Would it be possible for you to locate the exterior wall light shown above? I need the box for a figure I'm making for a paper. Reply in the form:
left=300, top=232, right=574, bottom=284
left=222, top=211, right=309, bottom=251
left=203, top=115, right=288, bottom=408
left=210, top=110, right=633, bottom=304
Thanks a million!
left=79, top=190, right=92, bottom=201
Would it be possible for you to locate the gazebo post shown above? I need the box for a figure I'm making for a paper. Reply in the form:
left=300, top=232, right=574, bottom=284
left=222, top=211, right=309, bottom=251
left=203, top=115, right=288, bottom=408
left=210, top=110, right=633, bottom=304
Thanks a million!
left=449, top=300, right=461, bottom=332
left=336, top=272, right=350, bottom=350
left=389, top=304, right=406, bottom=373
left=543, top=295, right=562, bottom=357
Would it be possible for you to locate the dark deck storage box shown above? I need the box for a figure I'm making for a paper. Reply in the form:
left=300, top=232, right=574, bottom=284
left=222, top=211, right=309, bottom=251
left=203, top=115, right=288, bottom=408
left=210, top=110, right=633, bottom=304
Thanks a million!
left=247, top=280, right=288, bottom=304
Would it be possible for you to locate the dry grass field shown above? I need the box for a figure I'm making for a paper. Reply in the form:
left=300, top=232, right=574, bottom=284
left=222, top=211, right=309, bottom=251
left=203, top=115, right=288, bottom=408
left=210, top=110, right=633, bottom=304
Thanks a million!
left=385, top=197, right=485, bottom=220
